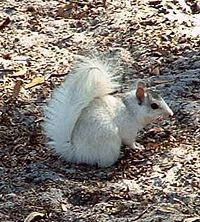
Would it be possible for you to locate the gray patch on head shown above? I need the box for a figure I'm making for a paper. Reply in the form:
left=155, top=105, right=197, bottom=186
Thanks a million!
left=148, top=90, right=162, bottom=100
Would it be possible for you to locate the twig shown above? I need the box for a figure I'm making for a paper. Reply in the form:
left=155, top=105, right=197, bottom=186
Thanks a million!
left=132, top=206, right=151, bottom=221
left=0, top=69, right=16, bottom=72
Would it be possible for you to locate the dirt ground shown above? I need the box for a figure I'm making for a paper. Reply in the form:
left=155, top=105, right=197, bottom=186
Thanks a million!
left=0, top=0, right=200, bottom=221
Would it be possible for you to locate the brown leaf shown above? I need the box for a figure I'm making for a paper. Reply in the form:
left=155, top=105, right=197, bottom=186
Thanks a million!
left=102, top=0, right=107, bottom=8
left=57, top=2, right=88, bottom=19
left=12, top=80, right=23, bottom=97
left=26, top=5, right=36, bottom=13
left=0, top=17, right=11, bottom=30
left=148, top=0, right=162, bottom=6
left=24, top=212, right=45, bottom=222
left=2, top=53, right=12, bottom=60
left=150, top=66, right=160, bottom=76
left=57, top=3, right=77, bottom=18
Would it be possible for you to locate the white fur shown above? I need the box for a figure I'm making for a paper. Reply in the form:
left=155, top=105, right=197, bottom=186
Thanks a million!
left=43, top=58, right=120, bottom=167
left=44, top=57, right=173, bottom=167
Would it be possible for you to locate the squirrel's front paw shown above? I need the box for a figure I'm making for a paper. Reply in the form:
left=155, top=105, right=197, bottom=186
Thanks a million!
left=132, top=142, right=145, bottom=151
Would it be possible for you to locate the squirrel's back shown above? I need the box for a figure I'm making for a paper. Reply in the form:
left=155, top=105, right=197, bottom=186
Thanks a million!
left=43, top=57, right=119, bottom=158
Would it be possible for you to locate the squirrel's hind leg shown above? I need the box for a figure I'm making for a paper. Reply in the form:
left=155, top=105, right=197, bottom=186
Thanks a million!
left=72, top=128, right=121, bottom=167
left=71, top=110, right=121, bottom=167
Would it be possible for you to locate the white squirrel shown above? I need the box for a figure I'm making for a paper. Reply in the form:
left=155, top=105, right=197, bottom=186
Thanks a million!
left=44, top=57, right=173, bottom=167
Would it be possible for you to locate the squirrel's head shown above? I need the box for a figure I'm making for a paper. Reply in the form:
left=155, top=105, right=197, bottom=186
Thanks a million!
left=129, top=81, right=173, bottom=126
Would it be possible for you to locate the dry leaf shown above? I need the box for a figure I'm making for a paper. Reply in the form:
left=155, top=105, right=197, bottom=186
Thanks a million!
left=12, top=80, right=22, bottom=97
left=0, top=17, right=11, bottom=30
left=26, top=5, right=36, bottom=13
left=149, top=0, right=162, bottom=6
left=158, top=206, right=179, bottom=213
left=24, top=212, right=45, bottom=222
left=102, top=0, right=107, bottom=8
left=148, top=127, right=164, bottom=134
left=2, top=53, right=12, bottom=60
left=12, top=67, right=27, bottom=77
left=57, top=2, right=88, bottom=19
left=24, top=76, right=46, bottom=89
left=61, top=203, right=68, bottom=212
left=150, top=66, right=160, bottom=75
left=183, top=217, right=200, bottom=222
left=57, top=3, right=77, bottom=18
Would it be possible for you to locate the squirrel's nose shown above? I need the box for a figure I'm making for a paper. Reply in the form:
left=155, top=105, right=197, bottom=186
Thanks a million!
left=167, top=109, right=173, bottom=117
left=163, top=106, right=173, bottom=118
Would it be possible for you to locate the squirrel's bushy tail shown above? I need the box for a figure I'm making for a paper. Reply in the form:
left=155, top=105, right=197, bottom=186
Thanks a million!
left=43, top=57, right=119, bottom=156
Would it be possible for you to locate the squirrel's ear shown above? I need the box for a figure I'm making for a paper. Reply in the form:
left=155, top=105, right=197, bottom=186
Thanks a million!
left=136, top=81, right=146, bottom=105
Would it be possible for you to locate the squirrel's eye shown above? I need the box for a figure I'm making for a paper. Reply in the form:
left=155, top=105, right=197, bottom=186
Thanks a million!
left=151, top=103, right=159, bottom=110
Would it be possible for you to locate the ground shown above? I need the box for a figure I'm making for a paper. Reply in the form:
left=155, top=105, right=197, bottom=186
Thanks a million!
left=0, top=0, right=200, bottom=221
